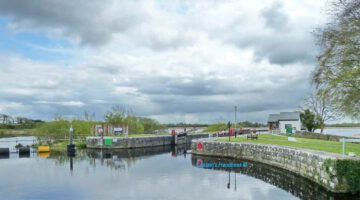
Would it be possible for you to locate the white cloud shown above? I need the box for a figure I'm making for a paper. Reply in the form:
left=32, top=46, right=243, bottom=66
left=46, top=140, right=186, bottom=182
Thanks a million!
left=0, top=0, right=329, bottom=122
left=33, top=100, right=85, bottom=107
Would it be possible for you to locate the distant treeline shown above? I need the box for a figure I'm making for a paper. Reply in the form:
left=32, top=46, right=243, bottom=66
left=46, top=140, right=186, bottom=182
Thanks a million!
left=206, top=121, right=266, bottom=132
left=33, top=106, right=166, bottom=139
left=0, top=120, right=44, bottom=130
left=326, top=123, right=360, bottom=127
left=164, top=123, right=208, bottom=127
left=237, top=121, right=266, bottom=128
left=164, top=121, right=265, bottom=128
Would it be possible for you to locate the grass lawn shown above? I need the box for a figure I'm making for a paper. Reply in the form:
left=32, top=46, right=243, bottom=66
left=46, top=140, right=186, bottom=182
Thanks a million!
left=43, top=140, right=86, bottom=151
left=216, top=134, right=360, bottom=156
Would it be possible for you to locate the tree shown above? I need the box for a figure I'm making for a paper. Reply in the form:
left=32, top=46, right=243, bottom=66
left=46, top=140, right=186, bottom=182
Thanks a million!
left=302, top=90, right=340, bottom=133
left=105, top=105, right=132, bottom=125
left=138, top=117, right=165, bottom=134
left=313, top=0, right=360, bottom=118
left=300, top=109, right=321, bottom=132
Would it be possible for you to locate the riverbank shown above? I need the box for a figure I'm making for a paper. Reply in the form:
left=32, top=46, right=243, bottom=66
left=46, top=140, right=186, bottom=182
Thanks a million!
left=0, top=129, right=33, bottom=138
left=192, top=138, right=360, bottom=194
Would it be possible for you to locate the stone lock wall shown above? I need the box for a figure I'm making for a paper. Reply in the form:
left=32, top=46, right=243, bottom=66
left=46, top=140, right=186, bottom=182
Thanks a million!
left=191, top=139, right=346, bottom=193
left=87, top=136, right=173, bottom=149
left=86, top=133, right=209, bottom=149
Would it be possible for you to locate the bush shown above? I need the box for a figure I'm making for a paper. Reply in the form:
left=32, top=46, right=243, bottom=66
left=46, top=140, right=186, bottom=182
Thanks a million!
left=34, top=120, right=95, bottom=139
left=293, top=132, right=342, bottom=141
left=76, top=142, right=87, bottom=149
left=325, top=159, right=360, bottom=193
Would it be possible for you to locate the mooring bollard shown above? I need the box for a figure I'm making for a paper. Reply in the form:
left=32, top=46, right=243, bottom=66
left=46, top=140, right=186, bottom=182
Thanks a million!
left=171, top=129, right=177, bottom=145
left=19, top=147, right=30, bottom=158
left=0, top=148, right=10, bottom=159
left=67, top=125, right=76, bottom=156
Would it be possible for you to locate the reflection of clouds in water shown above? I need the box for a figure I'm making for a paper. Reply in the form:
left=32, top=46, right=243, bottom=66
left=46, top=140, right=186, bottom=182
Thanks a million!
left=0, top=152, right=297, bottom=200
left=0, top=136, right=37, bottom=148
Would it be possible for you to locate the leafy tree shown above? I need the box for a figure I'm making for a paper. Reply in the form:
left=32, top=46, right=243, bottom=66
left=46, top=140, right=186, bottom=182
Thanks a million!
left=138, top=117, right=165, bottom=134
left=313, top=0, right=360, bottom=118
left=105, top=105, right=132, bottom=125
left=300, top=109, right=321, bottom=132
left=105, top=106, right=163, bottom=134
left=33, top=119, right=95, bottom=139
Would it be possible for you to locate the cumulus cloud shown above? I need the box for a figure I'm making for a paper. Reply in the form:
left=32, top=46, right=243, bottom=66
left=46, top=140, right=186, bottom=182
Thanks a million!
left=33, top=100, right=85, bottom=107
left=0, top=0, right=148, bottom=46
left=0, top=0, right=328, bottom=123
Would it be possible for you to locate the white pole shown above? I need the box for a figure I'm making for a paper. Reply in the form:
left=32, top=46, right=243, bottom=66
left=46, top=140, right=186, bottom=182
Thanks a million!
left=69, top=125, right=73, bottom=145
left=342, top=137, right=345, bottom=159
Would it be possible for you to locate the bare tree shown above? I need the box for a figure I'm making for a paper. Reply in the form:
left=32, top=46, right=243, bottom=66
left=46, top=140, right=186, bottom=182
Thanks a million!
left=302, top=90, right=341, bottom=133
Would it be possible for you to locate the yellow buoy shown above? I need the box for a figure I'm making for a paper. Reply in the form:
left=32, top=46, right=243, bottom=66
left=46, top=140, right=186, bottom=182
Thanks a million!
left=38, top=146, right=50, bottom=153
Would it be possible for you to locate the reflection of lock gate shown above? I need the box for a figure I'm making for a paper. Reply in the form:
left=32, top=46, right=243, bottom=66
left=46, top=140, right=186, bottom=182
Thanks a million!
left=170, top=130, right=187, bottom=145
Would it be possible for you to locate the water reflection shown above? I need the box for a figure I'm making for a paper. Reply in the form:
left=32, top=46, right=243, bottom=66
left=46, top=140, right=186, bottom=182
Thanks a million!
left=191, top=155, right=359, bottom=200
left=1, top=144, right=359, bottom=200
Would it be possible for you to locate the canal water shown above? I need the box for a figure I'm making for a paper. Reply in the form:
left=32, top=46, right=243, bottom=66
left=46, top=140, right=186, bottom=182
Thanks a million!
left=314, top=128, right=360, bottom=137
left=0, top=143, right=358, bottom=200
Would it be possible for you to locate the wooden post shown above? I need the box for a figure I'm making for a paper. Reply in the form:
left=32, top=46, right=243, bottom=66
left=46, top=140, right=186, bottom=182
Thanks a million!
left=228, top=121, right=231, bottom=141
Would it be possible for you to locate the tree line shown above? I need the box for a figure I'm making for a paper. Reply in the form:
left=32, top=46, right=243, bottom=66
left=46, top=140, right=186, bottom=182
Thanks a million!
left=33, top=105, right=166, bottom=139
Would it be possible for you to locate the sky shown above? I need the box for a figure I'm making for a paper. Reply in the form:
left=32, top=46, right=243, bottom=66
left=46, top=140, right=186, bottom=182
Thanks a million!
left=0, top=0, right=331, bottom=123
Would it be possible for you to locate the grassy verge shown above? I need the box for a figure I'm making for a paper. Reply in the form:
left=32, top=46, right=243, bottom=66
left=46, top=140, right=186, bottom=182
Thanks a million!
left=0, top=129, right=33, bottom=138
left=216, top=134, right=360, bottom=155
left=32, top=140, right=87, bottom=151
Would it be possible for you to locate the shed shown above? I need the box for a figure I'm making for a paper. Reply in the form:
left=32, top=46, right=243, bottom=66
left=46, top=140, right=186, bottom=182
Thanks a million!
left=268, top=112, right=301, bottom=134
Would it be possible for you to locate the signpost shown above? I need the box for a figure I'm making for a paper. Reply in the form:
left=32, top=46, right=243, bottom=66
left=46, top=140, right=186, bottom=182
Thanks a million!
left=228, top=121, right=231, bottom=141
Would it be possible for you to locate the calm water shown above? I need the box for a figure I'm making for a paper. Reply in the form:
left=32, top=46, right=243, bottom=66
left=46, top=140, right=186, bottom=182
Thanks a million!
left=315, top=128, right=360, bottom=137
left=0, top=136, right=37, bottom=157
left=0, top=143, right=358, bottom=200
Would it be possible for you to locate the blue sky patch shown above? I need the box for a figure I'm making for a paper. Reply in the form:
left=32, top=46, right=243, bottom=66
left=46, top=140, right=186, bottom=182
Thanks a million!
left=0, top=17, right=74, bottom=62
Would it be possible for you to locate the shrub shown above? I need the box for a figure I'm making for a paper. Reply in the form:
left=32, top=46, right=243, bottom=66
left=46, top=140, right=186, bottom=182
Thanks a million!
left=324, top=159, right=360, bottom=193
left=34, top=120, right=95, bottom=139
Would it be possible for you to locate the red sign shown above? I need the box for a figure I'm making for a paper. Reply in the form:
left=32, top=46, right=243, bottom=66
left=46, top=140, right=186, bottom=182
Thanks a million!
left=197, top=143, right=203, bottom=151
left=229, top=128, right=235, bottom=136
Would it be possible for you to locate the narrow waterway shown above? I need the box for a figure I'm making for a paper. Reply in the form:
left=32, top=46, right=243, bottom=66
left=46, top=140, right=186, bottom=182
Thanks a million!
left=0, top=140, right=358, bottom=200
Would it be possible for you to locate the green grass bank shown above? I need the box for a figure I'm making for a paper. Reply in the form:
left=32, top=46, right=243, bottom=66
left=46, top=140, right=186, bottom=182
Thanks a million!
left=217, top=134, right=360, bottom=156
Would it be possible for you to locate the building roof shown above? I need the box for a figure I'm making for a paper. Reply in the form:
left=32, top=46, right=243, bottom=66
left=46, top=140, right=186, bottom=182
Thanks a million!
left=267, top=112, right=300, bottom=122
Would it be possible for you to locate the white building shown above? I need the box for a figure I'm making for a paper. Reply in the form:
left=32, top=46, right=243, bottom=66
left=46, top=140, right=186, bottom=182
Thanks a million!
left=268, top=112, right=302, bottom=134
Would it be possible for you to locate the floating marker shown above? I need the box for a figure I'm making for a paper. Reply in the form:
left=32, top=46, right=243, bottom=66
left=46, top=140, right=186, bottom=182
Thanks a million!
left=38, top=146, right=50, bottom=153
